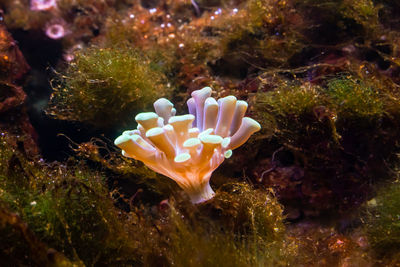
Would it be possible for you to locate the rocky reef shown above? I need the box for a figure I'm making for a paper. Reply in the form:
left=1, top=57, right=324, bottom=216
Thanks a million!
left=1, top=0, right=400, bottom=265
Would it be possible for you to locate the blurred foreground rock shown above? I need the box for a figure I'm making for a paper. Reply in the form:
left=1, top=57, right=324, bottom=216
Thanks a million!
left=0, top=18, right=38, bottom=157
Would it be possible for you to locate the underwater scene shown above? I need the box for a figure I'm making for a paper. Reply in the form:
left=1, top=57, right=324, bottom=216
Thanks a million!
left=1, top=0, right=400, bottom=266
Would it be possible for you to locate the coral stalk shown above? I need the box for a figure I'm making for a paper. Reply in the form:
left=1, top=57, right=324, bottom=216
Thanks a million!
left=115, top=87, right=261, bottom=203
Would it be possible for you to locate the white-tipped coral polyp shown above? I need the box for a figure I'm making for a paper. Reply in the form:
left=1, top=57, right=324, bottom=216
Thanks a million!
left=115, top=87, right=261, bottom=203
left=30, top=0, right=57, bottom=11
left=45, top=20, right=68, bottom=39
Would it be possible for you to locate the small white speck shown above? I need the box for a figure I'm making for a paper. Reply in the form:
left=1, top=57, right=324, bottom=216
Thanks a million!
left=149, top=8, right=157, bottom=14
left=161, top=23, right=165, bottom=28
left=233, top=8, right=238, bottom=13
left=167, top=23, right=172, bottom=27
left=210, top=16, right=215, bottom=20
left=30, top=201, right=37, bottom=206
left=179, top=43, right=184, bottom=48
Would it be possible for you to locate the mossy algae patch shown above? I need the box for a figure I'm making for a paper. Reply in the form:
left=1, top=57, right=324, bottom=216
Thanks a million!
left=255, top=82, right=334, bottom=150
left=47, top=46, right=171, bottom=129
left=363, top=181, right=400, bottom=262
left=327, top=77, right=384, bottom=119
left=156, top=182, right=291, bottom=267
left=0, top=132, right=292, bottom=266
left=0, top=133, right=141, bottom=265
left=255, top=74, right=400, bottom=164
left=254, top=74, right=400, bottom=215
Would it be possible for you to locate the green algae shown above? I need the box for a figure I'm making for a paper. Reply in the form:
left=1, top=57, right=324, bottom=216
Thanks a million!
left=255, top=74, right=400, bottom=157
left=364, top=181, right=400, bottom=262
left=0, top=134, right=141, bottom=265
left=327, top=77, right=384, bottom=119
left=155, top=182, right=291, bottom=267
left=206, top=183, right=285, bottom=241
left=3, top=0, right=400, bottom=265
left=215, top=0, right=305, bottom=72
left=0, top=133, right=292, bottom=266
left=0, top=200, right=76, bottom=266
left=254, top=73, right=400, bottom=214
left=47, top=46, right=171, bottom=129
left=293, top=0, right=381, bottom=43
left=3, top=0, right=51, bottom=31
left=255, top=81, right=338, bottom=153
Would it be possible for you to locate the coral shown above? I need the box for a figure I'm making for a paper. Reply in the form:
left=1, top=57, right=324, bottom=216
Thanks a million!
left=72, top=138, right=180, bottom=203
left=47, top=46, right=170, bottom=129
left=30, top=0, right=58, bottom=11
left=115, top=86, right=261, bottom=203
left=3, top=0, right=400, bottom=264
left=0, top=131, right=294, bottom=266
left=44, top=19, right=69, bottom=39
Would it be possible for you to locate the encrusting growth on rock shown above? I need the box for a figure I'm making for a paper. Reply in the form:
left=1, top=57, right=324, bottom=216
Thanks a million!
left=115, top=87, right=261, bottom=203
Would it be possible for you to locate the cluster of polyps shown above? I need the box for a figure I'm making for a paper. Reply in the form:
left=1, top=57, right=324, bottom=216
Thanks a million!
left=30, top=0, right=57, bottom=11
left=114, top=87, right=261, bottom=203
